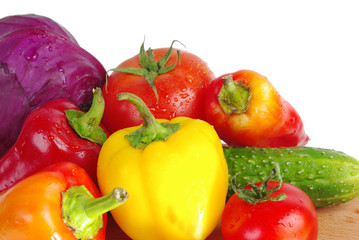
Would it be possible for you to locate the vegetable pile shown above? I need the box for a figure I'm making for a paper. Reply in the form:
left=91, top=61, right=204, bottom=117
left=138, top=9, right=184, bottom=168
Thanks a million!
left=1, top=13, right=358, bottom=240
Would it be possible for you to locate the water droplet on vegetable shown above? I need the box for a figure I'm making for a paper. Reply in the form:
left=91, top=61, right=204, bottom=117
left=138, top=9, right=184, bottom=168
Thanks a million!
left=25, top=52, right=38, bottom=62
left=180, top=93, right=189, bottom=99
left=168, top=112, right=176, bottom=119
left=185, top=76, right=193, bottom=83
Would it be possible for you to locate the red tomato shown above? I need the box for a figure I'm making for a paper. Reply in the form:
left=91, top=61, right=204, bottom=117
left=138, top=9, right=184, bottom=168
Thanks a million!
left=221, top=181, right=318, bottom=240
left=102, top=42, right=215, bottom=133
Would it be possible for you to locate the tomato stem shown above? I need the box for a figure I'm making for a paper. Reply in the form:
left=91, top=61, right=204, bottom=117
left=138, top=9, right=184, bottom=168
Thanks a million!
left=231, top=162, right=287, bottom=204
left=117, top=92, right=180, bottom=148
left=218, top=75, right=251, bottom=115
left=62, top=185, right=128, bottom=239
left=108, top=40, right=184, bottom=104
left=65, top=87, right=107, bottom=145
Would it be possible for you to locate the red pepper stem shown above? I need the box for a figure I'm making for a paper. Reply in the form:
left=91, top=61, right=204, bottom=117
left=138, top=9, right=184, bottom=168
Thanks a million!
left=65, top=87, right=107, bottom=145
left=218, top=75, right=252, bottom=115
left=222, top=75, right=238, bottom=94
left=77, top=88, right=105, bottom=131
left=62, top=185, right=128, bottom=239
left=117, top=92, right=180, bottom=148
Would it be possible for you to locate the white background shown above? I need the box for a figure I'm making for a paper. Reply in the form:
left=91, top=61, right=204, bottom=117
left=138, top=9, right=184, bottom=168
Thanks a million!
left=1, top=0, right=358, bottom=159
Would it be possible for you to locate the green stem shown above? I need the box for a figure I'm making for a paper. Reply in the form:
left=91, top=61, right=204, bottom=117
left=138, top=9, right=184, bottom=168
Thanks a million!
left=231, top=162, right=287, bottom=204
left=65, top=87, right=107, bottom=145
left=62, top=185, right=128, bottom=240
left=85, top=187, right=129, bottom=218
left=108, top=40, right=183, bottom=104
left=218, top=75, right=252, bottom=115
left=117, top=92, right=180, bottom=148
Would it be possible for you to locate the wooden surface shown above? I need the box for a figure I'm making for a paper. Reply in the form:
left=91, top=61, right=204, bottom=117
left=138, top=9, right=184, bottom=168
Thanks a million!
left=106, top=196, right=359, bottom=240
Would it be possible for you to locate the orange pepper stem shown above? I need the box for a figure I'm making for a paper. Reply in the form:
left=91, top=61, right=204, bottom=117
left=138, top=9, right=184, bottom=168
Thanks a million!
left=218, top=75, right=252, bottom=115
left=117, top=92, right=180, bottom=148
left=65, top=87, right=107, bottom=145
left=85, top=187, right=129, bottom=218
left=62, top=185, right=128, bottom=239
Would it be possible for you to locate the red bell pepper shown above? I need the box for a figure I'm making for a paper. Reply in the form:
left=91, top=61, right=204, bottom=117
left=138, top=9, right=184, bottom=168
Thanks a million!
left=204, top=70, right=309, bottom=147
left=0, top=161, right=128, bottom=240
left=0, top=88, right=108, bottom=192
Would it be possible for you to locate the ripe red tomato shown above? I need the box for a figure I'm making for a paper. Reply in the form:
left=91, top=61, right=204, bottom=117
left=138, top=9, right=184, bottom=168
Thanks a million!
left=221, top=181, right=318, bottom=240
left=101, top=42, right=215, bottom=133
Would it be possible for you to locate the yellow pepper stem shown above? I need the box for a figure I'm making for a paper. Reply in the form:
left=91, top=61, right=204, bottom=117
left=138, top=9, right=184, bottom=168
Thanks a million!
left=117, top=92, right=180, bottom=148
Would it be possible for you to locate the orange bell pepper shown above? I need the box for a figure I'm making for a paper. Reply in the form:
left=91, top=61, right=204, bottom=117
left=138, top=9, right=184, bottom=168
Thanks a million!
left=0, top=162, right=128, bottom=240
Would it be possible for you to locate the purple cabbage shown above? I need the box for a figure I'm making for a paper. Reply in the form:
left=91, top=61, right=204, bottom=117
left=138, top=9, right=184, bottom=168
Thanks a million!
left=0, top=14, right=106, bottom=156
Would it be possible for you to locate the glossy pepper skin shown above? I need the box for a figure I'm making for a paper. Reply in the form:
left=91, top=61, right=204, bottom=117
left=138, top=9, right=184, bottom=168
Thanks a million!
left=0, top=161, right=128, bottom=240
left=97, top=93, right=228, bottom=240
left=205, top=70, right=309, bottom=147
left=0, top=88, right=108, bottom=192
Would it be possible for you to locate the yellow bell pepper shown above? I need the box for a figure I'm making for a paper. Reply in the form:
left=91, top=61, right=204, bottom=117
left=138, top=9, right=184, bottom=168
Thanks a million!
left=97, top=93, right=228, bottom=240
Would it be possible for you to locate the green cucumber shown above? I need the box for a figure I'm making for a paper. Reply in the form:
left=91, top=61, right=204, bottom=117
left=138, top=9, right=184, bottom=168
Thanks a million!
left=224, top=146, right=359, bottom=207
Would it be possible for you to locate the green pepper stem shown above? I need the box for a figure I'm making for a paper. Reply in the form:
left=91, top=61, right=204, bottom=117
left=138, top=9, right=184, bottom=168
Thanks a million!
left=85, top=187, right=129, bottom=218
left=78, top=88, right=105, bottom=129
left=117, top=92, right=180, bottom=148
left=62, top=186, right=128, bottom=239
left=65, top=87, right=107, bottom=145
left=218, top=75, right=252, bottom=115
left=118, top=92, right=158, bottom=128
